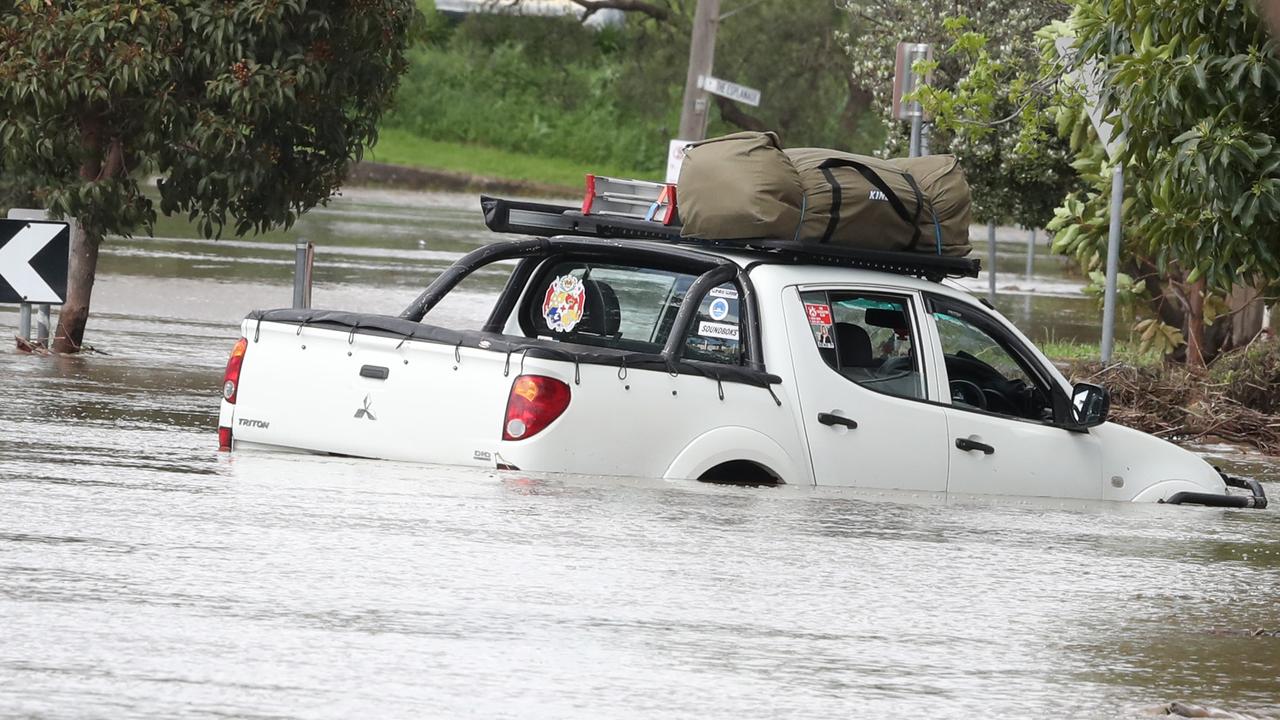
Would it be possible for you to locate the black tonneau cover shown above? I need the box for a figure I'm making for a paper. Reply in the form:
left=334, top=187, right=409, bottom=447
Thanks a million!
left=246, top=308, right=783, bottom=391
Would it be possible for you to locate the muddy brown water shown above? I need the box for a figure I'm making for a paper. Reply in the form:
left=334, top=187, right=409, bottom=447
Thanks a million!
left=2, top=189, right=1278, bottom=718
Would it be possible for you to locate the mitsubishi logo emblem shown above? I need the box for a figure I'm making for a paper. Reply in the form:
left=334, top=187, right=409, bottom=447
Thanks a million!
left=354, top=394, right=377, bottom=421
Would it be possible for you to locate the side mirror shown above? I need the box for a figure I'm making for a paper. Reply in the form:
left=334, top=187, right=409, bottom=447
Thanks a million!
left=1068, top=382, right=1110, bottom=429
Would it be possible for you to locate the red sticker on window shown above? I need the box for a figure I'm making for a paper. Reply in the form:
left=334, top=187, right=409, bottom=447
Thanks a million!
left=804, top=303, right=833, bottom=326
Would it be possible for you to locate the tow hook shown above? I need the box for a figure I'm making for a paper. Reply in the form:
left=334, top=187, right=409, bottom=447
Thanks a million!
left=1163, top=470, right=1268, bottom=509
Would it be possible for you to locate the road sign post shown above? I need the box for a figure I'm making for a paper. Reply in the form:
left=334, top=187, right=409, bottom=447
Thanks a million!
left=36, top=304, right=50, bottom=346
left=18, top=303, right=31, bottom=342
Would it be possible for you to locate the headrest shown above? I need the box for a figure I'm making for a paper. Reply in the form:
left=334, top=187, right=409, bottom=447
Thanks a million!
left=576, top=278, right=622, bottom=336
left=834, top=322, right=874, bottom=367
left=864, top=307, right=909, bottom=330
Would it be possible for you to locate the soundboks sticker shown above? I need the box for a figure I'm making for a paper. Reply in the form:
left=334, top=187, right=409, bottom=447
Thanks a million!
left=697, top=321, right=739, bottom=341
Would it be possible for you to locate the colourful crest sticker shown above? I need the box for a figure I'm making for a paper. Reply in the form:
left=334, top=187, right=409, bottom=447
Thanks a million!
left=542, top=274, right=586, bottom=332
left=804, top=303, right=833, bottom=326
left=708, top=297, right=731, bottom=321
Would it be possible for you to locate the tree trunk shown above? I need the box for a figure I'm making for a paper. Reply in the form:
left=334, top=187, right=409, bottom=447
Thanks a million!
left=1185, top=278, right=1207, bottom=369
left=52, top=221, right=101, bottom=353
left=53, top=119, right=112, bottom=354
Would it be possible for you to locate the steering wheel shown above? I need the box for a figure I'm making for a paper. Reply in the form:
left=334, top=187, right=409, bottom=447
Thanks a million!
left=950, top=379, right=988, bottom=410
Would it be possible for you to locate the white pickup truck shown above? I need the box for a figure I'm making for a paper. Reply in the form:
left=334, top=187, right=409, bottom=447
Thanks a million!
left=217, top=196, right=1265, bottom=508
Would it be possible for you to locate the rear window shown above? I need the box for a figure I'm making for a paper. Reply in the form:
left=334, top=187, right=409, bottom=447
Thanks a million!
left=520, top=259, right=743, bottom=365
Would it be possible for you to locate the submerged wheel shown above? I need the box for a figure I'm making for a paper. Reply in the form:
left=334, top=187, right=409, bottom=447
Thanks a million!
left=698, top=460, right=781, bottom=486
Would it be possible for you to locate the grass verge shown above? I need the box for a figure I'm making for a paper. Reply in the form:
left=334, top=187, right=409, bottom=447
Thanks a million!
left=1040, top=339, right=1162, bottom=366
left=366, top=128, right=659, bottom=190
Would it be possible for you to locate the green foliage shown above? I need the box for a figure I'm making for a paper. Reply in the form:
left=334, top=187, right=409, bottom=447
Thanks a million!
left=1133, top=317, right=1185, bottom=355
left=1071, top=0, right=1280, bottom=296
left=0, top=0, right=417, bottom=239
left=382, top=1, right=881, bottom=177
left=384, top=13, right=672, bottom=174
left=846, top=0, right=1079, bottom=227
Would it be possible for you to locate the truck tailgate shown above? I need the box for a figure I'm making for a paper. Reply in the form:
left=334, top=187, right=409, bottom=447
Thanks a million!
left=229, top=320, right=512, bottom=465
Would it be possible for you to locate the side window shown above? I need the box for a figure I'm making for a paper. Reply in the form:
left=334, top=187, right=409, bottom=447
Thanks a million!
left=522, top=260, right=743, bottom=365
left=799, top=290, right=925, bottom=401
left=681, top=282, right=743, bottom=365
left=931, top=301, right=1054, bottom=422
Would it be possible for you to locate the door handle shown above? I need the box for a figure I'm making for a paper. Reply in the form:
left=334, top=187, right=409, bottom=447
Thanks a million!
left=359, top=364, right=390, bottom=380
left=955, top=437, right=995, bottom=455
left=817, top=412, right=858, bottom=430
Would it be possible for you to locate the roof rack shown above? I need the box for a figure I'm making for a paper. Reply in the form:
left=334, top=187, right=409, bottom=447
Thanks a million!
left=479, top=195, right=980, bottom=281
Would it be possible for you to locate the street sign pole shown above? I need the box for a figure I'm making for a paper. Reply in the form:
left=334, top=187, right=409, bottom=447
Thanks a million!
left=1056, top=36, right=1125, bottom=364
left=677, top=0, right=720, bottom=141
left=1100, top=164, right=1123, bottom=363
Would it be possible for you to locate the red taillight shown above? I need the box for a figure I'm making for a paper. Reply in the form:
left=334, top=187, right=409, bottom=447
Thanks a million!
left=222, top=337, right=248, bottom=404
left=503, top=374, right=571, bottom=441
left=218, top=426, right=233, bottom=451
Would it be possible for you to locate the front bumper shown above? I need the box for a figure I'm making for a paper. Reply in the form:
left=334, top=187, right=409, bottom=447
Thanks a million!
left=1164, top=470, right=1268, bottom=509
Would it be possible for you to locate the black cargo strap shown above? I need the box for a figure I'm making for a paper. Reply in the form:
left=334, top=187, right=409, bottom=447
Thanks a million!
left=902, top=173, right=926, bottom=252
left=817, top=158, right=923, bottom=249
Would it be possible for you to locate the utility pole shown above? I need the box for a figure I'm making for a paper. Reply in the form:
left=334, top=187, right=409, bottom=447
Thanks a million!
left=677, top=0, right=721, bottom=141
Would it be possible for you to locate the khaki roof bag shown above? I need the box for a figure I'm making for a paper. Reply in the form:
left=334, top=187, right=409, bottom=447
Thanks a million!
left=786, top=148, right=972, bottom=256
left=677, top=131, right=804, bottom=241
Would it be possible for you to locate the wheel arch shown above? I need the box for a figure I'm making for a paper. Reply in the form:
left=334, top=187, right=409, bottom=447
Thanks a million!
left=664, top=426, right=808, bottom=485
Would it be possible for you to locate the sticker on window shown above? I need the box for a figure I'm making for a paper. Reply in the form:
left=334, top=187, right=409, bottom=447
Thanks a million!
left=709, top=287, right=739, bottom=300
left=813, top=324, right=835, bottom=349
left=697, top=321, right=739, bottom=341
left=542, top=274, right=586, bottom=332
left=804, top=302, right=833, bottom=326
left=708, top=297, right=731, bottom=321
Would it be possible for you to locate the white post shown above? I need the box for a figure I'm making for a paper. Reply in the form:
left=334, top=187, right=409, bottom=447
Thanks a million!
left=909, top=114, right=923, bottom=158
left=987, top=220, right=997, bottom=304
left=36, top=304, right=50, bottom=346
left=1025, top=228, right=1036, bottom=283
left=18, top=303, right=31, bottom=341
left=1100, top=164, right=1123, bottom=364
left=292, top=240, right=313, bottom=309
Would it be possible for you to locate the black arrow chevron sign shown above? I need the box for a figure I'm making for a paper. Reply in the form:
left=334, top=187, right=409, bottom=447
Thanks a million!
left=0, top=219, right=69, bottom=304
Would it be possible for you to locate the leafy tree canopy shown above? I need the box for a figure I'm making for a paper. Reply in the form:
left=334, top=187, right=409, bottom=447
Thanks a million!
left=0, top=0, right=416, bottom=239
left=0, top=0, right=416, bottom=350
left=843, top=0, right=1077, bottom=227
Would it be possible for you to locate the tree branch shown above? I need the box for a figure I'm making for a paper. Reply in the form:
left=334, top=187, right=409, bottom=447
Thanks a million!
left=713, top=94, right=769, bottom=134
left=567, top=0, right=671, bottom=22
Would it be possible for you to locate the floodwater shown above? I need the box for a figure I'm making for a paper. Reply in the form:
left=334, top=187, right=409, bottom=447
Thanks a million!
left=2, top=188, right=1278, bottom=718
